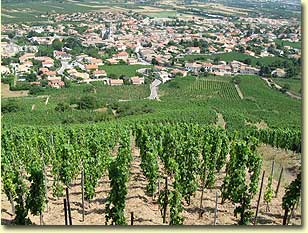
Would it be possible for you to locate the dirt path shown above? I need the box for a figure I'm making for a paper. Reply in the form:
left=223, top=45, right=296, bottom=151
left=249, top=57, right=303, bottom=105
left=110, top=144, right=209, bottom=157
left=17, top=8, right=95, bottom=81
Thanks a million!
left=216, top=112, right=226, bottom=129
left=148, top=79, right=162, bottom=100
left=262, top=78, right=302, bottom=100
left=234, top=84, right=244, bottom=99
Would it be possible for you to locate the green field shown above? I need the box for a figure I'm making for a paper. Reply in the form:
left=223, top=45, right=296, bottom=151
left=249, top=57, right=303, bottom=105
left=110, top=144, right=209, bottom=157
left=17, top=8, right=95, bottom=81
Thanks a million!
left=182, top=51, right=291, bottom=67
left=1, top=75, right=301, bottom=131
left=1, top=0, right=139, bottom=24
left=273, top=78, right=302, bottom=95
left=142, top=11, right=177, bottom=18
left=99, top=64, right=153, bottom=77
left=275, top=39, right=301, bottom=49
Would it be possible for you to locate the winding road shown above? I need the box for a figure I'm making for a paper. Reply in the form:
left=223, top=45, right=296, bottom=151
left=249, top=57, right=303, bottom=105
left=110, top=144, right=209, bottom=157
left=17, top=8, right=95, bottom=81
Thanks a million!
left=262, top=77, right=302, bottom=100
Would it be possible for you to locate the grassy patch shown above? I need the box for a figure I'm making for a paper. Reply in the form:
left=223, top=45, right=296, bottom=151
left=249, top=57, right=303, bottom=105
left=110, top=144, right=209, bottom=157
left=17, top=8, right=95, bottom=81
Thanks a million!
left=272, top=78, right=302, bottom=95
left=142, top=11, right=177, bottom=18
left=183, top=51, right=292, bottom=67
left=275, top=39, right=301, bottom=49
left=99, top=64, right=152, bottom=77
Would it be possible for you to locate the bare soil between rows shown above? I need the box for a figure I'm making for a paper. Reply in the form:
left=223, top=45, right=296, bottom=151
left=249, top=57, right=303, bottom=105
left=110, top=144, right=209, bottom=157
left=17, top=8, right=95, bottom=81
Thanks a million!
left=1, top=143, right=301, bottom=226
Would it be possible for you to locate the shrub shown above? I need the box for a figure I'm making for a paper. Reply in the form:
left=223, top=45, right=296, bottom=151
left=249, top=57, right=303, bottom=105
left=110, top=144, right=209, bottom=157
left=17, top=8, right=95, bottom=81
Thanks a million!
left=29, top=85, right=45, bottom=95
left=1, top=100, right=20, bottom=113
left=55, top=103, right=71, bottom=112
left=76, top=95, right=98, bottom=110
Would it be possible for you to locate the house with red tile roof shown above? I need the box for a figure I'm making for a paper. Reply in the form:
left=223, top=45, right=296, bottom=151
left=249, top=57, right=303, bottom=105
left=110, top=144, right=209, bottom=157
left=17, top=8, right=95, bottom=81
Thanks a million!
left=85, top=64, right=98, bottom=71
left=114, top=51, right=129, bottom=61
left=109, top=79, right=124, bottom=86
left=130, top=76, right=144, bottom=85
left=48, top=78, right=65, bottom=88
left=93, top=69, right=107, bottom=78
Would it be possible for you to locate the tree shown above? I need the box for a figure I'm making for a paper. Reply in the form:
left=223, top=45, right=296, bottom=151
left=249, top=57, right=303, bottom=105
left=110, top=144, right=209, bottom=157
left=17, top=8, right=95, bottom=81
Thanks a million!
left=213, top=57, right=220, bottom=65
left=151, top=58, right=159, bottom=65
left=244, top=58, right=252, bottom=65
left=238, top=46, right=245, bottom=53
left=256, top=61, right=262, bottom=67
left=52, top=39, right=63, bottom=51
left=29, top=86, right=44, bottom=95
left=259, top=66, right=271, bottom=77
left=25, top=72, right=37, bottom=82
left=1, top=57, right=12, bottom=66
left=76, top=96, right=98, bottom=110
left=40, top=80, right=49, bottom=87
left=36, top=45, right=53, bottom=57
left=286, top=66, right=296, bottom=78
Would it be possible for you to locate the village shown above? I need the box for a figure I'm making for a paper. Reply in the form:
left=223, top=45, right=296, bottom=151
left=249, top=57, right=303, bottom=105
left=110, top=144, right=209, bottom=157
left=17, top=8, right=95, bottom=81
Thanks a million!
left=1, top=10, right=301, bottom=90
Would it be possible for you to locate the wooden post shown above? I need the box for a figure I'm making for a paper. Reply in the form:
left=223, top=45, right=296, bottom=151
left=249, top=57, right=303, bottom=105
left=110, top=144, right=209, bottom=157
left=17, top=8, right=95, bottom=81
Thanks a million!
left=283, top=208, right=289, bottom=225
left=158, top=177, right=161, bottom=196
left=8, top=192, right=15, bottom=215
left=275, top=167, right=283, bottom=198
left=163, top=176, right=168, bottom=224
left=42, top=153, right=49, bottom=212
left=214, top=191, right=218, bottom=225
left=40, top=213, right=43, bottom=225
left=131, top=212, right=134, bottom=225
left=254, top=170, right=265, bottom=225
left=271, top=160, right=275, bottom=177
left=66, top=187, right=72, bottom=225
left=81, top=168, right=85, bottom=222
left=199, top=170, right=206, bottom=219
left=64, top=198, right=68, bottom=225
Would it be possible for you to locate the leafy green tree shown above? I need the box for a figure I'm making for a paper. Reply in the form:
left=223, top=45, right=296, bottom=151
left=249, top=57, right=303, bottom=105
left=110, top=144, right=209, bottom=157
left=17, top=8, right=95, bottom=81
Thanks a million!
left=25, top=72, right=37, bottom=82
left=29, top=85, right=45, bottom=95
left=36, top=45, right=53, bottom=57
left=259, top=66, right=271, bottom=76
left=244, top=58, right=252, bottom=65
left=52, top=39, right=63, bottom=51
left=76, top=96, right=98, bottom=110
left=151, top=58, right=159, bottom=65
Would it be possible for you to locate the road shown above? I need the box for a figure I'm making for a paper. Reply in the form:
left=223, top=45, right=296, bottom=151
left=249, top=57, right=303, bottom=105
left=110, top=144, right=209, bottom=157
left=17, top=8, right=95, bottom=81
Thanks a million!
left=148, top=79, right=162, bottom=100
left=57, top=61, right=71, bottom=75
left=262, top=77, right=301, bottom=100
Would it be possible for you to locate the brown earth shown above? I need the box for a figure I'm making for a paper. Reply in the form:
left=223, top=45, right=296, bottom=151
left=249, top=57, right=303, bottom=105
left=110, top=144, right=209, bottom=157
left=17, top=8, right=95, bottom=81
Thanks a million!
left=1, top=143, right=301, bottom=226
left=1, top=84, right=29, bottom=98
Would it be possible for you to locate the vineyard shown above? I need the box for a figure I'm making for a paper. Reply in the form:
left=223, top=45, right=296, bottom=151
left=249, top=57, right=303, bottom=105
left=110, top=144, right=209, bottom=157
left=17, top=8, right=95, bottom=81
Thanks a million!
left=1, top=122, right=301, bottom=225
left=188, top=79, right=240, bottom=100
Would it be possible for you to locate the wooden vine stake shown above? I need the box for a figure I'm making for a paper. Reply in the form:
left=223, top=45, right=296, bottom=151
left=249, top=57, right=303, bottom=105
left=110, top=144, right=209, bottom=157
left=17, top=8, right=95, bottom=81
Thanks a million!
left=275, top=167, right=283, bottom=198
left=64, top=198, right=68, bottom=225
left=158, top=176, right=161, bottom=196
left=42, top=152, right=49, bottom=212
left=40, top=213, right=43, bottom=225
left=199, top=168, right=206, bottom=219
left=163, top=176, right=168, bottom=224
left=266, top=160, right=275, bottom=212
left=214, top=191, right=218, bottom=225
left=66, top=187, right=72, bottom=225
left=254, top=170, right=265, bottom=225
left=131, top=212, right=134, bottom=225
left=81, top=167, right=85, bottom=222
left=8, top=192, right=15, bottom=215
